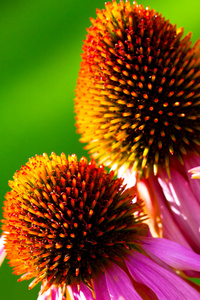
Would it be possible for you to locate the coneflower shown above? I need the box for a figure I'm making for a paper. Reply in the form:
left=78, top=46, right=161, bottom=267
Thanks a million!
left=1, top=152, right=200, bottom=299
left=75, top=0, right=200, bottom=253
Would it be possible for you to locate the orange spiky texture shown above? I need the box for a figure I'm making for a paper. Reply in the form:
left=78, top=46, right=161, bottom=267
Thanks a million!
left=75, top=0, right=200, bottom=177
left=2, top=152, right=147, bottom=294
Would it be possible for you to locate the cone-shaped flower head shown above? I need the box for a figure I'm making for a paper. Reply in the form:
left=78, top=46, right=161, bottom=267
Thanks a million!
left=75, top=0, right=200, bottom=177
left=2, top=152, right=200, bottom=299
left=2, top=152, right=147, bottom=295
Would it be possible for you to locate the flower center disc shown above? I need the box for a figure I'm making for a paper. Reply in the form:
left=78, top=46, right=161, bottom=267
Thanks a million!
left=2, top=153, right=147, bottom=293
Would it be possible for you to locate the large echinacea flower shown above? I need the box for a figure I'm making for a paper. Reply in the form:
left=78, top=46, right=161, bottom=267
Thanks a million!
left=75, top=1, right=200, bottom=253
left=1, top=152, right=200, bottom=299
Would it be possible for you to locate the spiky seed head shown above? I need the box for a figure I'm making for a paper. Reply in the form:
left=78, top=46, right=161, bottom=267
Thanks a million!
left=2, top=152, right=147, bottom=294
left=75, top=0, right=200, bottom=177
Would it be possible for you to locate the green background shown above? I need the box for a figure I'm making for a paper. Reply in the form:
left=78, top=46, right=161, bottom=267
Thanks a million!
left=0, top=0, right=199, bottom=299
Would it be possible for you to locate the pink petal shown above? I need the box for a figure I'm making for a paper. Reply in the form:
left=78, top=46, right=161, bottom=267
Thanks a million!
left=0, top=235, right=6, bottom=266
left=37, top=285, right=65, bottom=300
left=126, top=252, right=200, bottom=300
left=71, top=283, right=95, bottom=300
left=136, top=179, right=161, bottom=237
left=105, top=262, right=142, bottom=300
left=93, top=272, right=110, bottom=300
left=66, top=286, right=75, bottom=300
left=158, top=168, right=200, bottom=252
left=184, top=155, right=200, bottom=205
left=144, top=176, right=192, bottom=249
left=189, top=166, right=200, bottom=178
left=118, top=166, right=136, bottom=188
left=141, top=237, right=200, bottom=271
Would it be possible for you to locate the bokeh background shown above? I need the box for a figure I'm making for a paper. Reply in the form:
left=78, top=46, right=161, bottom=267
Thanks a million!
left=0, top=0, right=199, bottom=299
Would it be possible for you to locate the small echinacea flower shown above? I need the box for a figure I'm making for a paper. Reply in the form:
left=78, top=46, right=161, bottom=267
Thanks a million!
left=1, top=152, right=200, bottom=299
left=75, top=1, right=200, bottom=253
